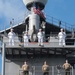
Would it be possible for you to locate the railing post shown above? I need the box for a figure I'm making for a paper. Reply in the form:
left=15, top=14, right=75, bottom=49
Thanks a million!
left=32, top=66, right=33, bottom=75
left=65, top=22, right=66, bottom=33
left=72, top=66, right=74, bottom=75
left=32, top=66, right=35, bottom=75
left=34, top=66, right=35, bottom=75
left=52, top=66, right=54, bottom=75
left=52, top=17, right=53, bottom=25
left=71, top=28, right=74, bottom=38
left=59, top=21, right=61, bottom=27
left=2, top=43, right=5, bottom=75
left=12, top=18, right=14, bottom=26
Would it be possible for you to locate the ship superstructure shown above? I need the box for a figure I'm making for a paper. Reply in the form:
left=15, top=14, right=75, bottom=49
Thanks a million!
left=0, top=0, right=75, bottom=75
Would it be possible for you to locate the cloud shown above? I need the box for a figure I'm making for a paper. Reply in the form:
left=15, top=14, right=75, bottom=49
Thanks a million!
left=4, top=0, right=27, bottom=20
left=0, top=0, right=28, bottom=29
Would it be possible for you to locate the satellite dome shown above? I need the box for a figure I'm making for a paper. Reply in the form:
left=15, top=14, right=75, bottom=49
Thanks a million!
left=23, top=0, right=48, bottom=10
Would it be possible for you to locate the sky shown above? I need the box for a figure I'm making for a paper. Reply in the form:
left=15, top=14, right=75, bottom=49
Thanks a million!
left=0, top=0, right=75, bottom=73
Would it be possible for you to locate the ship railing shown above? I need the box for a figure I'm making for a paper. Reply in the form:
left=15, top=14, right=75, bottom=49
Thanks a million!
left=19, top=66, right=74, bottom=75
left=4, top=68, right=74, bottom=75
left=2, top=11, right=75, bottom=33
left=0, top=10, right=31, bottom=31
left=45, top=14, right=75, bottom=32
left=1, top=33, right=75, bottom=46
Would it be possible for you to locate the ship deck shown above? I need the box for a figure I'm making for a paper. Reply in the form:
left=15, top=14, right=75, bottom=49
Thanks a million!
left=5, top=42, right=75, bottom=49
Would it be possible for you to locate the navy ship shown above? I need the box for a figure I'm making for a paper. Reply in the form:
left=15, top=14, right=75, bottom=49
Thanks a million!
left=0, top=0, right=75, bottom=75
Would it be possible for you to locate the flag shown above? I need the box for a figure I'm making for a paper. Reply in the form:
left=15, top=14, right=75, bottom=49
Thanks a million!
left=33, top=7, right=45, bottom=19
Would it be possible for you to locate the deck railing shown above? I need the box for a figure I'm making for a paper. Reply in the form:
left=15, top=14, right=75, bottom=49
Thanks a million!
left=19, top=66, right=74, bottom=75
left=1, top=10, right=75, bottom=33
left=1, top=33, right=75, bottom=46
left=0, top=65, right=74, bottom=75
